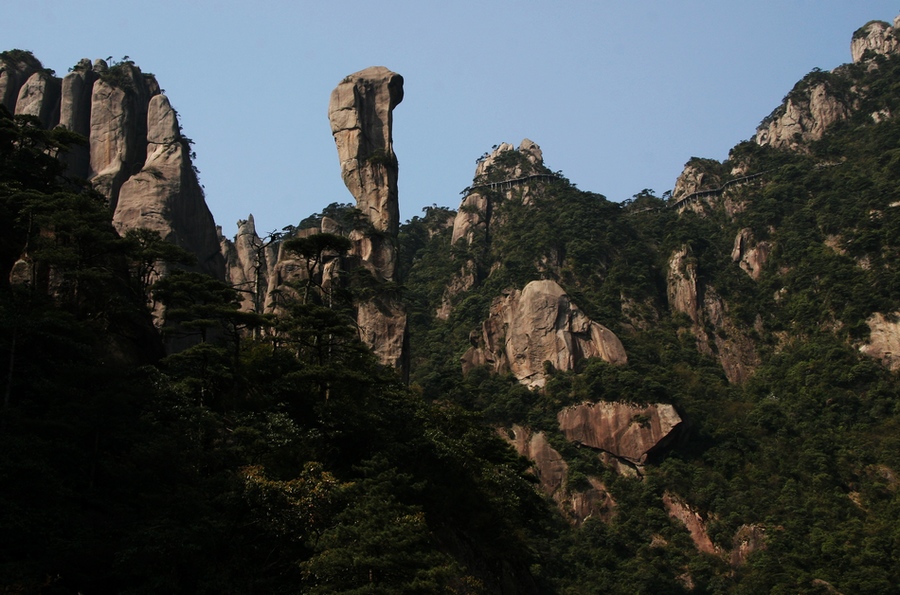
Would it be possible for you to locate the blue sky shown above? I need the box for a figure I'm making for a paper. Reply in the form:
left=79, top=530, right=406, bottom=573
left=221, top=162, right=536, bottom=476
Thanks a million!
left=12, top=1, right=899, bottom=237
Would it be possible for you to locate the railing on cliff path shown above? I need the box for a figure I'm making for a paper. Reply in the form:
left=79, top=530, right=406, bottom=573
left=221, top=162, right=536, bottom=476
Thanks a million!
left=625, top=170, right=773, bottom=216
left=461, top=173, right=563, bottom=197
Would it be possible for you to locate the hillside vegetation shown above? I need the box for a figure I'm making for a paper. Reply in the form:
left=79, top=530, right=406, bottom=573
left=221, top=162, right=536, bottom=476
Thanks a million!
left=2, top=26, right=900, bottom=595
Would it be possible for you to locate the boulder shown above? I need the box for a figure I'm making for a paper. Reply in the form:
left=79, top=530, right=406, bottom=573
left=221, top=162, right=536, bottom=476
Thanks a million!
left=463, top=279, right=627, bottom=388
left=557, top=401, right=682, bottom=465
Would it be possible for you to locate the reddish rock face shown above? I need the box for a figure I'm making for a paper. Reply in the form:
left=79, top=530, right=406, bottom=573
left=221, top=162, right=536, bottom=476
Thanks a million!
left=557, top=401, right=682, bottom=465
left=662, top=492, right=719, bottom=555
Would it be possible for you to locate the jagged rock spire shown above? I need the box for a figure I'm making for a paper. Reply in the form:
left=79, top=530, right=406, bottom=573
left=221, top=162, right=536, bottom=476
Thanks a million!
left=328, top=67, right=408, bottom=372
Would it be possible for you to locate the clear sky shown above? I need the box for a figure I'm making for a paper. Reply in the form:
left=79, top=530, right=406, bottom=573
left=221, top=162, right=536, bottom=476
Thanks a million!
left=11, top=1, right=899, bottom=238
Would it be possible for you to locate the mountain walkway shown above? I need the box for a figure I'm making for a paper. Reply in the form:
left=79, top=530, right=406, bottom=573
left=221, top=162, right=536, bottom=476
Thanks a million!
left=462, top=173, right=563, bottom=196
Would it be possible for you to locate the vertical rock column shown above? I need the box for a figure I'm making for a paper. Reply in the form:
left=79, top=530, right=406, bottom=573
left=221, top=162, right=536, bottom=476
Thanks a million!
left=328, top=66, right=408, bottom=373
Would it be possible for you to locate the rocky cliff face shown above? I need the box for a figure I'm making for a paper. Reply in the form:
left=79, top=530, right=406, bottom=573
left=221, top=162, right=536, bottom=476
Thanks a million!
left=755, top=16, right=900, bottom=151
left=557, top=401, right=682, bottom=469
left=503, top=425, right=615, bottom=524
left=327, top=67, right=408, bottom=371
left=731, top=228, right=770, bottom=280
left=851, top=18, right=900, bottom=63
left=667, top=246, right=760, bottom=383
left=754, top=80, right=853, bottom=151
left=462, top=280, right=627, bottom=388
left=0, top=53, right=224, bottom=282
left=439, top=139, right=551, bottom=319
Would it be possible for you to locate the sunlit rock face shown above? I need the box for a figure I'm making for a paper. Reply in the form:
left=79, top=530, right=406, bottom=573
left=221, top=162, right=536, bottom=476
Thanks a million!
left=859, top=312, right=900, bottom=371
left=328, top=66, right=408, bottom=372
left=851, top=19, right=900, bottom=63
left=114, top=93, right=224, bottom=279
left=754, top=82, right=852, bottom=151
left=0, top=53, right=223, bottom=283
left=462, top=280, right=627, bottom=388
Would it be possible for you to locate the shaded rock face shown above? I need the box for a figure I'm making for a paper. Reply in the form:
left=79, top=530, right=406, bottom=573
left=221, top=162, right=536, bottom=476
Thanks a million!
left=731, top=228, right=770, bottom=280
left=59, top=62, right=97, bottom=175
left=462, top=280, right=627, bottom=388
left=667, top=246, right=760, bottom=383
left=730, top=524, right=767, bottom=568
left=859, top=312, right=900, bottom=371
left=219, top=216, right=278, bottom=314
left=503, top=425, right=615, bottom=524
left=557, top=401, right=682, bottom=467
left=851, top=19, right=900, bottom=63
left=328, top=67, right=407, bottom=371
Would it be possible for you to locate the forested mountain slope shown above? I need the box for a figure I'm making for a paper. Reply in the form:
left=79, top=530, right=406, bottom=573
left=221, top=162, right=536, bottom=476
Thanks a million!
left=398, top=16, right=900, bottom=593
left=1, top=13, right=900, bottom=595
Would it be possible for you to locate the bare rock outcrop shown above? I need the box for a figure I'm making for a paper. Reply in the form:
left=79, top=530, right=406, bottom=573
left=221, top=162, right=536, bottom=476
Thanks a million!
left=730, top=524, right=767, bottom=567
left=220, top=216, right=278, bottom=314
left=88, top=62, right=157, bottom=211
left=755, top=81, right=852, bottom=150
left=731, top=228, right=770, bottom=280
left=662, top=492, right=720, bottom=555
left=0, top=51, right=41, bottom=112
left=859, top=312, right=900, bottom=371
left=0, top=53, right=224, bottom=287
left=558, top=401, right=682, bottom=467
left=503, top=425, right=615, bottom=523
left=15, top=71, right=60, bottom=128
left=671, top=160, right=722, bottom=203
left=851, top=19, right=900, bottom=63
left=451, top=139, right=547, bottom=247
left=462, top=280, right=627, bottom=388
left=328, top=67, right=407, bottom=371
left=667, top=246, right=760, bottom=383
left=58, top=60, right=96, bottom=176
left=113, top=93, right=224, bottom=280
left=329, top=66, right=403, bottom=281
left=439, top=140, right=552, bottom=319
